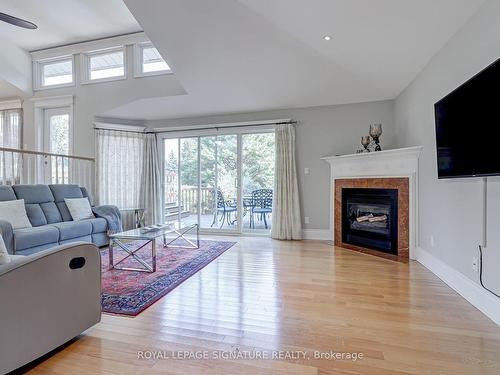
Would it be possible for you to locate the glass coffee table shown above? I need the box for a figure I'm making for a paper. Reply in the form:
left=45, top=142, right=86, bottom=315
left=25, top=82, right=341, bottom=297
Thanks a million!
left=108, top=222, right=199, bottom=273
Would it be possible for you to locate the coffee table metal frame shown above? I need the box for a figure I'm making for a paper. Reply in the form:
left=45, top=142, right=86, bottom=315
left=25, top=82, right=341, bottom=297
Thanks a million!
left=108, top=223, right=199, bottom=273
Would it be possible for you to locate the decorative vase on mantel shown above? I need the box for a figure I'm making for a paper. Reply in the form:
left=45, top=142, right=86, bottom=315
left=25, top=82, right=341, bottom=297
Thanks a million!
left=360, top=135, right=371, bottom=153
left=369, top=124, right=382, bottom=151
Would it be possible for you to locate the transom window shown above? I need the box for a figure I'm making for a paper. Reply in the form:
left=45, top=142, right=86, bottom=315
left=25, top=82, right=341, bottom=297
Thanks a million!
left=32, top=38, right=172, bottom=89
left=35, top=56, right=74, bottom=89
left=83, top=47, right=126, bottom=83
left=135, top=42, right=171, bottom=77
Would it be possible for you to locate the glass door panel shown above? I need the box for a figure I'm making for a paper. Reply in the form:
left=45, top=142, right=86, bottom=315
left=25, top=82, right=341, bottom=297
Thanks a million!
left=216, top=134, right=238, bottom=230
left=180, top=137, right=199, bottom=226
left=199, top=135, right=238, bottom=230
left=163, top=138, right=180, bottom=225
left=242, top=133, right=275, bottom=231
left=44, top=107, right=71, bottom=184
left=200, top=136, right=217, bottom=229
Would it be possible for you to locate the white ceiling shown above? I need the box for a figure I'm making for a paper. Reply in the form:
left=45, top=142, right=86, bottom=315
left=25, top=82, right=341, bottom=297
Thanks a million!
left=0, top=0, right=141, bottom=51
left=104, top=0, right=486, bottom=120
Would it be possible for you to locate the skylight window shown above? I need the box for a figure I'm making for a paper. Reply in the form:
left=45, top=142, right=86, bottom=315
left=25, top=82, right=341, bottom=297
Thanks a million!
left=135, top=42, right=171, bottom=77
left=83, top=47, right=126, bottom=83
left=35, top=56, right=74, bottom=89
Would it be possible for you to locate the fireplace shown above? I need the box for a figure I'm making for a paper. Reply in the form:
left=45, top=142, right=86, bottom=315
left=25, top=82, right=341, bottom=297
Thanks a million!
left=333, top=178, right=410, bottom=262
left=341, top=188, right=398, bottom=255
left=325, top=148, right=421, bottom=261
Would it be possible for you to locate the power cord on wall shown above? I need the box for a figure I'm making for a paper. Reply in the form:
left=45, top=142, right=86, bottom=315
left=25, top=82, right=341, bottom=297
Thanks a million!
left=478, top=245, right=500, bottom=299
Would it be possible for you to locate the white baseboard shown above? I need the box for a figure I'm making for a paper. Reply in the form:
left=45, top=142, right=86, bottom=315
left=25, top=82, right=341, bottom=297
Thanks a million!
left=302, top=229, right=332, bottom=241
left=416, top=247, right=500, bottom=326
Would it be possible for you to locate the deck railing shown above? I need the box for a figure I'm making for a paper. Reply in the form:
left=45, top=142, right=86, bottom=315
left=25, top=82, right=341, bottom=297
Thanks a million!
left=0, top=147, right=95, bottom=202
left=181, top=187, right=215, bottom=214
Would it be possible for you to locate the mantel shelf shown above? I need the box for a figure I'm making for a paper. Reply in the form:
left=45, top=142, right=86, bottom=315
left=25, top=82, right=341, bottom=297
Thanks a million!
left=321, top=146, right=423, bottom=163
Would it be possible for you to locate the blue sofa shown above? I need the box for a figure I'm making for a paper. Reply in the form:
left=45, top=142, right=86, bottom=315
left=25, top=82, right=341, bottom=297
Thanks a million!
left=0, top=184, right=120, bottom=255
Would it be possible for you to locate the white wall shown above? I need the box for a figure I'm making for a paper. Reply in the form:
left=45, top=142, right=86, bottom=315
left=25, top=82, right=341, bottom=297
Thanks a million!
left=145, top=100, right=396, bottom=233
left=0, top=36, right=31, bottom=95
left=394, top=0, right=500, bottom=293
left=22, top=44, right=186, bottom=157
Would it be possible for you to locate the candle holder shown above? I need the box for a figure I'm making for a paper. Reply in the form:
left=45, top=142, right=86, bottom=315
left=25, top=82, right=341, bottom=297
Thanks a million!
left=361, top=135, right=371, bottom=152
left=369, top=124, right=382, bottom=151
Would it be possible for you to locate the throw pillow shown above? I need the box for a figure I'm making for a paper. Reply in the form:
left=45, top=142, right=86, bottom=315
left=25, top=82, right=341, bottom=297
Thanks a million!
left=65, top=198, right=95, bottom=221
left=0, top=232, right=10, bottom=265
left=0, top=199, right=32, bottom=229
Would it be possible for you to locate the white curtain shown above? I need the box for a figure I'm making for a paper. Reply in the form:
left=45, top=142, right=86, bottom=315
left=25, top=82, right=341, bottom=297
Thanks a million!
left=140, top=133, right=162, bottom=225
left=96, top=129, right=144, bottom=209
left=271, top=124, right=302, bottom=240
left=0, top=108, right=22, bottom=185
left=0, top=108, right=22, bottom=148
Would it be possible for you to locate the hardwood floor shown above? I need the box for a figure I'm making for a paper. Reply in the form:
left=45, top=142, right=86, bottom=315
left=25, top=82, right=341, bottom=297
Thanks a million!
left=25, top=237, right=500, bottom=374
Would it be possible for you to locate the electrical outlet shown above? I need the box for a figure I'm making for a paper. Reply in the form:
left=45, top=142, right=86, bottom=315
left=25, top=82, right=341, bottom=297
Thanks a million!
left=430, top=235, right=435, bottom=248
left=304, top=216, right=310, bottom=224
left=472, top=256, right=479, bottom=272
left=304, top=167, right=310, bottom=175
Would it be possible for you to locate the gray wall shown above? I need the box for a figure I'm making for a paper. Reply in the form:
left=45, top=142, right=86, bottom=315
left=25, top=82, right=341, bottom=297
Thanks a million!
left=22, top=44, right=185, bottom=157
left=394, top=0, right=500, bottom=292
left=147, top=100, right=396, bottom=231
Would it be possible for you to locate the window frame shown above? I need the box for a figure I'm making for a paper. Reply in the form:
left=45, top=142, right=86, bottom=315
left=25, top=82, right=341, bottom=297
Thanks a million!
left=134, top=42, right=172, bottom=78
left=33, top=55, right=75, bottom=91
left=81, top=46, right=127, bottom=84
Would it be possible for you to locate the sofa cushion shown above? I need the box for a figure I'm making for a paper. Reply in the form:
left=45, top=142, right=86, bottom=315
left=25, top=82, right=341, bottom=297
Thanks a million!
left=25, top=204, right=47, bottom=227
left=49, top=184, right=83, bottom=202
left=49, top=185, right=84, bottom=222
left=13, top=185, right=55, bottom=204
left=40, top=202, right=63, bottom=223
left=14, top=225, right=60, bottom=251
left=14, top=243, right=59, bottom=256
left=87, top=217, right=107, bottom=233
left=56, top=202, right=73, bottom=222
left=0, top=186, right=16, bottom=201
left=49, top=221, right=92, bottom=241
left=60, top=235, right=92, bottom=245
left=13, top=185, right=57, bottom=226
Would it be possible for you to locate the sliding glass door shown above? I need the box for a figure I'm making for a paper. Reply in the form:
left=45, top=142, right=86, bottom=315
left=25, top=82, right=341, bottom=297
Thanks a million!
left=160, top=129, right=274, bottom=234
left=199, top=135, right=238, bottom=230
left=242, top=133, right=275, bottom=231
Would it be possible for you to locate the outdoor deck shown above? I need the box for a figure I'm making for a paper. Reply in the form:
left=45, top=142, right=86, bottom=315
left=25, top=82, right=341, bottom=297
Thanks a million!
left=169, top=212, right=272, bottom=231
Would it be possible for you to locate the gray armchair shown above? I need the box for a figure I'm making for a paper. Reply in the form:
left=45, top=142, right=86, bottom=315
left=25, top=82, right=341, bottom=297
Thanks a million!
left=0, top=242, right=101, bottom=374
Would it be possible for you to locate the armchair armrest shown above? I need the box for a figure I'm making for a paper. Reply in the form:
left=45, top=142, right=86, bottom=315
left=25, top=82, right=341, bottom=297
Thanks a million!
left=0, top=219, right=14, bottom=255
left=0, top=242, right=101, bottom=374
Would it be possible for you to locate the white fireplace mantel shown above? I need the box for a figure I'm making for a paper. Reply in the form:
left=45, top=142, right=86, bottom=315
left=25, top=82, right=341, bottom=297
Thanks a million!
left=322, top=146, right=423, bottom=259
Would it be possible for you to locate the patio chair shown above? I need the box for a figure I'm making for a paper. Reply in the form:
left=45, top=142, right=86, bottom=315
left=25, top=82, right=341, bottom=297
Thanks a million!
left=211, top=190, right=237, bottom=228
left=250, top=189, right=273, bottom=229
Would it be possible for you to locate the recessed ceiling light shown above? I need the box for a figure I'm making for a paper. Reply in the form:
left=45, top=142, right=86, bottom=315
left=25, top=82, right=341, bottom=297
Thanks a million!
left=323, top=35, right=332, bottom=41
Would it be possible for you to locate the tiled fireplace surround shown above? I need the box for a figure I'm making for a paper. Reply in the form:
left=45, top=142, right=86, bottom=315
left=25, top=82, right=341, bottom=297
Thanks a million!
left=322, top=147, right=422, bottom=262
left=335, top=177, right=409, bottom=262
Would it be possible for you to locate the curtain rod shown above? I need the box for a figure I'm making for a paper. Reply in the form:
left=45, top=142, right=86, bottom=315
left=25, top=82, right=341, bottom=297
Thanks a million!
left=151, top=119, right=297, bottom=133
left=94, top=120, right=298, bottom=135
left=94, top=128, right=150, bottom=135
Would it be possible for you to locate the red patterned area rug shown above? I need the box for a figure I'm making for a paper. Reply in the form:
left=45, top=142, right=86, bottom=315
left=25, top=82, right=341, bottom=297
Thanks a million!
left=101, top=240, right=236, bottom=316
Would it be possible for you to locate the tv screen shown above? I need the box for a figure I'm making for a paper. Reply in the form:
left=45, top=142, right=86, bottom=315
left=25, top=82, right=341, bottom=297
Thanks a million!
left=434, top=57, right=500, bottom=178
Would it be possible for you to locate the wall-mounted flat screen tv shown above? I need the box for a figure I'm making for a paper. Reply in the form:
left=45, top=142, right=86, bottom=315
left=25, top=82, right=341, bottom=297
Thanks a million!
left=434, top=57, right=500, bottom=178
